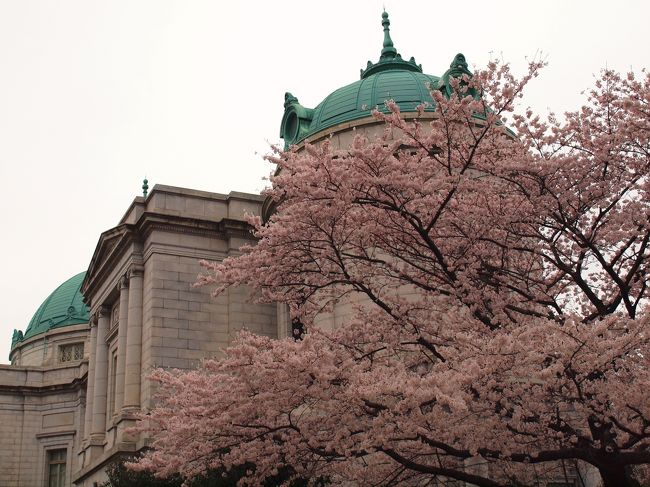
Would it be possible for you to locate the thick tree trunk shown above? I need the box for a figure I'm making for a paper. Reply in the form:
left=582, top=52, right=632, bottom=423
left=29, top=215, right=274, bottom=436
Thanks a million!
left=598, top=464, right=641, bottom=487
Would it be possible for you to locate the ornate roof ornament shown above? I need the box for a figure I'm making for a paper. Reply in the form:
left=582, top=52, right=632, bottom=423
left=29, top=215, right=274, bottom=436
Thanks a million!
left=438, top=53, right=478, bottom=99
left=284, top=92, right=299, bottom=109
left=379, top=10, right=397, bottom=61
left=279, top=12, right=479, bottom=147
left=280, top=92, right=315, bottom=148
left=11, top=329, right=23, bottom=349
left=360, top=11, right=422, bottom=79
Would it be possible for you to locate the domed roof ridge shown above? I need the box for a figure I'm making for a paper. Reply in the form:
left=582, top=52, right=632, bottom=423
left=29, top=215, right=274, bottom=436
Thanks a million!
left=12, top=271, right=90, bottom=347
left=298, top=69, right=439, bottom=143
left=309, top=89, right=337, bottom=139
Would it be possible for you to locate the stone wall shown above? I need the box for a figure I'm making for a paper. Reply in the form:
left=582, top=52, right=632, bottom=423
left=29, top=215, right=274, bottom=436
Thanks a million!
left=0, top=363, right=85, bottom=487
left=10, top=325, right=89, bottom=368
left=75, top=185, right=278, bottom=485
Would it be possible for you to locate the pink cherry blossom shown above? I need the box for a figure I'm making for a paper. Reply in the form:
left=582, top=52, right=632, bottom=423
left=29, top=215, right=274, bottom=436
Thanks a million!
left=131, top=63, right=650, bottom=487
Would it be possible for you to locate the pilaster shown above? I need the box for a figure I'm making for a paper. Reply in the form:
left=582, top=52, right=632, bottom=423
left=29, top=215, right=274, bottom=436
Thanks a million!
left=83, top=315, right=98, bottom=442
left=91, top=305, right=110, bottom=441
left=115, top=275, right=129, bottom=413
left=123, top=265, right=144, bottom=410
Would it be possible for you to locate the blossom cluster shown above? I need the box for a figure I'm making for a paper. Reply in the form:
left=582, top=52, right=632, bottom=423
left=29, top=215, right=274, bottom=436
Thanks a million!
left=133, top=63, right=650, bottom=487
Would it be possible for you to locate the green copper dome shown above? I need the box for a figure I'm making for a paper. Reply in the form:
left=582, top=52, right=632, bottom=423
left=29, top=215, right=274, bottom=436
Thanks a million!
left=12, top=272, right=90, bottom=347
left=305, top=70, right=440, bottom=139
left=281, top=11, right=450, bottom=147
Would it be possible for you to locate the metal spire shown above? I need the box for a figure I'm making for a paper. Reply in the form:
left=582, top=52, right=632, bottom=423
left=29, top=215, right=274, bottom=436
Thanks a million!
left=380, top=11, right=397, bottom=60
left=360, top=11, right=422, bottom=80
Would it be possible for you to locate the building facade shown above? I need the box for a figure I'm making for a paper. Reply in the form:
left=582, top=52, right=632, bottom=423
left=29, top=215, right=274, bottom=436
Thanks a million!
left=2, top=185, right=279, bottom=487
left=0, top=11, right=603, bottom=487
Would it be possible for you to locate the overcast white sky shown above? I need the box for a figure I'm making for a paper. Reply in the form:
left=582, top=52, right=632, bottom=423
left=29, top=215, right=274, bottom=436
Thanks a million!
left=1, top=0, right=648, bottom=363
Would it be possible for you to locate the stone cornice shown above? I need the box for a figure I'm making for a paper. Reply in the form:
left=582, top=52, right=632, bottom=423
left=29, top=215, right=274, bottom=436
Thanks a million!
left=136, top=212, right=254, bottom=241
left=36, top=430, right=76, bottom=439
left=149, top=184, right=264, bottom=203
left=83, top=198, right=259, bottom=307
left=142, top=244, right=227, bottom=263
left=0, top=370, right=86, bottom=395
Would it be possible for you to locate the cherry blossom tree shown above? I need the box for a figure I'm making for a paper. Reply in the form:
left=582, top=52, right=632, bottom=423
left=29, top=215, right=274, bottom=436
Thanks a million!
left=132, top=62, right=650, bottom=487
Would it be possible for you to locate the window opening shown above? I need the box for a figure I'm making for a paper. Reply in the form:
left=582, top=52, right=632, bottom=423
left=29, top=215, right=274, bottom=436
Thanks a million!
left=47, top=449, right=66, bottom=487
left=58, top=343, right=84, bottom=363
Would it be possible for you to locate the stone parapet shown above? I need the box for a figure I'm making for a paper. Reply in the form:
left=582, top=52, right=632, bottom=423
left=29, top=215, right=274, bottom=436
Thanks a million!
left=0, top=361, right=86, bottom=391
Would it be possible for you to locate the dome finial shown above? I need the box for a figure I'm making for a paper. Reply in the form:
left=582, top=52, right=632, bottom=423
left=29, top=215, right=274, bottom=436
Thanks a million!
left=142, top=177, right=149, bottom=198
left=361, top=11, right=422, bottom=79
left=380, top=10, right=397, bottom=60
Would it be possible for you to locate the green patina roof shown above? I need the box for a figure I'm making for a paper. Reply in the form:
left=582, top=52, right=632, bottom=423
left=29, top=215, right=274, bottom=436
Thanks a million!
left=12, top=271, right=90, bottom=348
left=306, top=69, right=440, bottom=139
left=280, top=11, right=454, bottom=148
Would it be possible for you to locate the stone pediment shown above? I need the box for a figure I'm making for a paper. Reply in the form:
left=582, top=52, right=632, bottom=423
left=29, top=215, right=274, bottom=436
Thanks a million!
left=82, top=224, right=136, bottom=299
left=81, top=185, right=263, bottom=305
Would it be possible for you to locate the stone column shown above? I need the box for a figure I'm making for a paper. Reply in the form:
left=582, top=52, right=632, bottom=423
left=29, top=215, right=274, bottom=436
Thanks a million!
left=91, top=305, right=110, bottom=438
left=114, top=275, right=129, bottom=413
left=123, top=266, right=144, bottom=410
left=83, top=315, right=98, bottom=440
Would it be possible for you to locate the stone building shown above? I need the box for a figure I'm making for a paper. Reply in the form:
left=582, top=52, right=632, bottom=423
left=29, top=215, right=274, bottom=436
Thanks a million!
left=0, top=11, right=599, bottom=487
left=1, top=272, right=89, bottom=487
left=1, top=185, right=278, bottom=487
left=0, top=13, right=450, bottom=481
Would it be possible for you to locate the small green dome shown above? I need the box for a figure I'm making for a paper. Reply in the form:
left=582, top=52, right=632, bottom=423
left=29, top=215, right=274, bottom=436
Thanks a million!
left=13, top=272, right=90, bottom=346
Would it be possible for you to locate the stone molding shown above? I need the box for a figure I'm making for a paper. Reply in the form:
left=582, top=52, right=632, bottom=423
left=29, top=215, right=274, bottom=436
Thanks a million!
left=142, top=244, right=227, bottom=263
left=35, top=429, right=76, bottom=439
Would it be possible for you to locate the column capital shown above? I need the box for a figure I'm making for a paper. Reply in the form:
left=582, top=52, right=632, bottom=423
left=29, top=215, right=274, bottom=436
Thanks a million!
left=98, top=304, right=112, bottom=319
left=117, top=274, right=129, bottom=291
left=127, top=264, right=144, bottom=279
